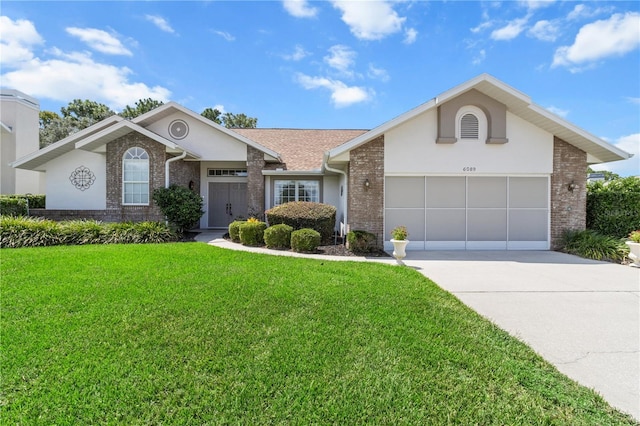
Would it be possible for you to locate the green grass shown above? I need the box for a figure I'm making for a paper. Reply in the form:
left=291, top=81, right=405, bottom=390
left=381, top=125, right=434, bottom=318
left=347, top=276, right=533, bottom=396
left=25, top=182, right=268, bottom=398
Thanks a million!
left=1, top=244, right=635, bottom=425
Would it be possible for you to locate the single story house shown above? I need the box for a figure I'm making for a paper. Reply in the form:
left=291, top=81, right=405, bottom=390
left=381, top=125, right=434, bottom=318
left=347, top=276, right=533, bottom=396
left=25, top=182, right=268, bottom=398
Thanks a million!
left=11, top=74, right=632, bottom=250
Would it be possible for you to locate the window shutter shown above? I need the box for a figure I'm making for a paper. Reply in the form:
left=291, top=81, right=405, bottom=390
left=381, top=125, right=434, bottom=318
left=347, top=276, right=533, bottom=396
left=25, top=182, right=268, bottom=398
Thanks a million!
left=460, top=113, right=479, bottom=139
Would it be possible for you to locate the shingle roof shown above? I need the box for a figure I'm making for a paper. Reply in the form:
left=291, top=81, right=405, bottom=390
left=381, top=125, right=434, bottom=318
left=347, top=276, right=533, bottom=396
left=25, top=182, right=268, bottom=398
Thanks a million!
left=232, top=128, right=368, bottom=171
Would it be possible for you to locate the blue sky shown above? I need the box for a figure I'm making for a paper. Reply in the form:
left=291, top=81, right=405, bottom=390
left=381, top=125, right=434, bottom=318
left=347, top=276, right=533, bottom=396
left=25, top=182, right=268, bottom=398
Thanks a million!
left=1, top=1, right=639, bottom=175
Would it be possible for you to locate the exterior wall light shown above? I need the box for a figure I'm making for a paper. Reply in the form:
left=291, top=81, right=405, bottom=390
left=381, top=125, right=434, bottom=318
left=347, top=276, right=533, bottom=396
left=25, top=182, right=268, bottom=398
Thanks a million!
left=567, top=181, right=577, bottom=192
left=364, top=178, right=370, bottom=188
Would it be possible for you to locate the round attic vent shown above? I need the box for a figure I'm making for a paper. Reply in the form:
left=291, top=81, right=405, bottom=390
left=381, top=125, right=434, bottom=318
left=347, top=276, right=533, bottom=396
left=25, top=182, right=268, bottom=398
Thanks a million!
left=168, top=119, right=189, bottom=140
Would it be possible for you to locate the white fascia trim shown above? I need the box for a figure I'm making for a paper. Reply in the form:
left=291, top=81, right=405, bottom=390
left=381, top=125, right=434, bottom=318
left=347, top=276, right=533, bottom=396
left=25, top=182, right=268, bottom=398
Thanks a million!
left=11, top=115, right=124, bottom=168
left=262, top=170, right=323, bottom=176
left=527, top=103, right=633, bottom=160
left=1, top=121, right=12, bottom=134
left=132, top=101, right=282, bottom=161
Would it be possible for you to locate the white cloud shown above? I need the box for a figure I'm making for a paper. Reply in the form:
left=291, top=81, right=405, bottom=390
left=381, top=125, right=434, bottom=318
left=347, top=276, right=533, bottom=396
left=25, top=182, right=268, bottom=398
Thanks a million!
left=404, top=28, right=418, bottom=44
left=66, top=27, right=132, bottom=56
left=2, top=49, right=170, bottom=109
left=471, top=20, right=493, bottom=34
left=472, top=49, right=486, bottom=65
left=528, top=19, right=560, bottom=42
left=213, top=30, right=235, bottom=42
left=332, top=1, right=406, bottom=40
left=282, top=44, right=309, bottom=61
left=491, top=17, right=529, bottom=41
left=295, top=73, right=371, bottom=107
left=590, top=133, right=640, bottom=177
left=324, top=45, right=356, bottom=74
left=626, top=97, right=640, bottom=105
left=521, top=0, right=555, bottom=11
left=367, top=64, right=389, bottom=82
left=553, top=12, right=640, bottom=70
left=144, top=15, right=175, bottom=34
left=545, top=105, right=569, bottom=117
left=0, top=16, right=44, bottom=66
left=567, top=4, right=612, bottom=21
left=282, top=0, right=318, bottom=18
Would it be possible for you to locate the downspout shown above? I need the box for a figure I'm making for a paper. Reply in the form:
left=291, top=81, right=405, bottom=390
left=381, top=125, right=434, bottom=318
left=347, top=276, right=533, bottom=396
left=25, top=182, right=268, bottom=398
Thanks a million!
left=323, top=152, right=348, bottom=227
left=165, top=150, right=187, bottom=188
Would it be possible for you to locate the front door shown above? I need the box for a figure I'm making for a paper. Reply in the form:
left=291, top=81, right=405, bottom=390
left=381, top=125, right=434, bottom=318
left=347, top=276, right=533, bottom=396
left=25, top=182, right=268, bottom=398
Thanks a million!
left=208, top=182, right=248, bottom=228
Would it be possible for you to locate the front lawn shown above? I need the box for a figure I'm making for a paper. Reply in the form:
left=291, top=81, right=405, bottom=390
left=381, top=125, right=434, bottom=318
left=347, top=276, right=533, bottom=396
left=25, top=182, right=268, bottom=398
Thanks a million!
left=1, top=244, right=635, bottom=424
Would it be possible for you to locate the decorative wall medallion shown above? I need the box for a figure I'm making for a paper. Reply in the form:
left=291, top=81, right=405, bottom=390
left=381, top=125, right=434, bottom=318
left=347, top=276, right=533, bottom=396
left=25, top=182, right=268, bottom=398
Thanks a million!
left=69, top=166, right=96, bottom=191
left=168, top=119, right=189, bottom=140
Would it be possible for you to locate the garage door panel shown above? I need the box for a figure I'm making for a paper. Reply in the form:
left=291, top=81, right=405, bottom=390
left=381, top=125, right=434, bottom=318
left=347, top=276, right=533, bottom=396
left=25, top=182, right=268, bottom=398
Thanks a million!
left=510, top=177, right=548, bottom=208
left=425, top=177, right=465, bottom=208
left=467, top=209, right=507, bottom=241
left=468, top=177, right=507, bottom=208
left=426, top=209, right=466, bottom=241
left=385, top=209, right=425, bottom=242
left=509, top=210, right=548, bottom=241
left=386, top=177, right=424, bottom=208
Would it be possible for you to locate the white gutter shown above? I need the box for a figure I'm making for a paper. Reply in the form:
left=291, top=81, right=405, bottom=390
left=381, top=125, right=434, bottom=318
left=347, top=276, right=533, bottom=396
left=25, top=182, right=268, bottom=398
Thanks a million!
left=165, top=151, right=187, bottom=188
left=323, top=153, right=348, bottom=227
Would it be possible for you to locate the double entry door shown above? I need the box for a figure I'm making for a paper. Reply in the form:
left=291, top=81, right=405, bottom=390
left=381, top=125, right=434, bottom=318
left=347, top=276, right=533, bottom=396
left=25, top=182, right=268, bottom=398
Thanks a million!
left=208, top=182, right=248, bottom=228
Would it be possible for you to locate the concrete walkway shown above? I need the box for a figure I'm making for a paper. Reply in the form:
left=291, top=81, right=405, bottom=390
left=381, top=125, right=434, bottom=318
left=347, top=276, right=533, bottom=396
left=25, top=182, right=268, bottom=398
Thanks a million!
left=195, top=231, right=640, bottom=420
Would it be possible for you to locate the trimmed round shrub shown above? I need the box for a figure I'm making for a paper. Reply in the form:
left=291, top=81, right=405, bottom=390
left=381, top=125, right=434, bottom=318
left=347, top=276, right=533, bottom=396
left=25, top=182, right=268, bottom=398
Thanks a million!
left=291, top=228, right=321, bottom=253
left=264, top=224, right=293, bottom=249
left=239, top=221, right=267, bottom=246
left=0, top=197, right=28, bottom=216
left=229, top=220, right=246, bottom=243
left=346, top=230, right=377, bottom=253
left=265, top=202, right=336, bottom=244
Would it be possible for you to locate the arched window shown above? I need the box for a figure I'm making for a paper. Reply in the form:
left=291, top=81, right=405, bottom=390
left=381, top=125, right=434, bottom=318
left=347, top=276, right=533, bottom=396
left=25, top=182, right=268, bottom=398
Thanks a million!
left=123, top=147, right=149, bottom=205
left=455, top=106, right=487, bottom=142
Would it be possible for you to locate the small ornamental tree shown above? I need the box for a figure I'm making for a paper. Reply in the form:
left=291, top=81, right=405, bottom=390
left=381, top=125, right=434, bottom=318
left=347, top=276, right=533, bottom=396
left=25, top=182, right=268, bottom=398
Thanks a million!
left=152, top=185, right=204, bottom=235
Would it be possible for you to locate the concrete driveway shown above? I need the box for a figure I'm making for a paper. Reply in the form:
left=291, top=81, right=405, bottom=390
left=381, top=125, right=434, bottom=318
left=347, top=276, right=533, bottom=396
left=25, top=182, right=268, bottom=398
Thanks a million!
left=397, top=250, right=639, bottom=420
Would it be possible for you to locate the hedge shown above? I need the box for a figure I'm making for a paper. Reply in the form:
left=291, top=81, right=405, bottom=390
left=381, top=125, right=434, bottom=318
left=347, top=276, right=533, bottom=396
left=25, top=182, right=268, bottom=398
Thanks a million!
left=291, top=228, right=321, bottom=253
left=265, top=202, right=336, bottom=244
left=346, top=230, right=377, bottom=253
left=0, top=194, right=46, bottom=216
left=229, top=220, right=246, bottom=243
left=1, top=216, right=178, bottom=248
left=587, top=177, right=640, bottom=238
left=264, top=224, right=293, bottom=249
left=239, top=221, right=267, bottom=246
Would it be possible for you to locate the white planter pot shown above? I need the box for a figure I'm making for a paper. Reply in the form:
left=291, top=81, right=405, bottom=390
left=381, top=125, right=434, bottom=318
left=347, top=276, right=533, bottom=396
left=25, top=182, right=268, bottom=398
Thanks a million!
left=391, top=239, right=409, bottom=265
left=626, top=241, right=640, bottom=267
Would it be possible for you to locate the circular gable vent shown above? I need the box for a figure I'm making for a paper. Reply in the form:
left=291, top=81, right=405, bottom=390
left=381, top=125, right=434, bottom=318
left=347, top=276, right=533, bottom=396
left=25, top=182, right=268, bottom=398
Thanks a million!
left=168, top=119, right=189, bottom=140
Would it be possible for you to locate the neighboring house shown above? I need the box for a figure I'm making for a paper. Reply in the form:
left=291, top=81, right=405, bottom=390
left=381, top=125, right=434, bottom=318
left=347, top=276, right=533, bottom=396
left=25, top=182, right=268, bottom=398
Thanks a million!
left=11, top=74, right=632, bottom=250
left=1, top=89, right=42, bottom=194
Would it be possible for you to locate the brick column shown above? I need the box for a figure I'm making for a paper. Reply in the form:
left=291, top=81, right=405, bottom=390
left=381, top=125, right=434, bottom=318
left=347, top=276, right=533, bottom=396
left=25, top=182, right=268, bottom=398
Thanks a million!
left=348, top=136, right=384, bottom=248
left=247, top=146, right=265, bottom=219
left=550, top=137, right=587, bottom=249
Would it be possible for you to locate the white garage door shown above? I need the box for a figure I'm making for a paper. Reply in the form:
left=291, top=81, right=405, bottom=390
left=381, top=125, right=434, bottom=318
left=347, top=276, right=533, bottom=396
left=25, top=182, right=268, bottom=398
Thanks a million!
left=385, top=176, right=549, bottom=250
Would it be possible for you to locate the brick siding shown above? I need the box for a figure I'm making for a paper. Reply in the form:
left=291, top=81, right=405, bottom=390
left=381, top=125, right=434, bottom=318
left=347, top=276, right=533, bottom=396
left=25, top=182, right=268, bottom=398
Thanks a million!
left=347, top=136, right=385, bottom=248
left=550, top=137, right=587, bottom=249
left=247, top=146, right=265, bottom=219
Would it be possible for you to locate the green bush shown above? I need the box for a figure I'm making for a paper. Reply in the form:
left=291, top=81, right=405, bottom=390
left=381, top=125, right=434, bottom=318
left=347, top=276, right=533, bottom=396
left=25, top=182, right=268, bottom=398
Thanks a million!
left=346, top=230, right=377, bottom=253
left=239, top=221, right=267, bottom=246
left=0, top=197, right=28, bottom=216
left=265, top=202, right=336, bottom=244
left=587, top=177, right=640, bottom=238
left=291, top=228, right=321, bottom=253
left=152, top=185, right=204, bottom=234
left=560, top=229, right=629, bottom=262
left=229, top=221, right=246, bottom=243
left=0, top=216, right=177, bottom=248
left=264, top=224, right=293, bottom=249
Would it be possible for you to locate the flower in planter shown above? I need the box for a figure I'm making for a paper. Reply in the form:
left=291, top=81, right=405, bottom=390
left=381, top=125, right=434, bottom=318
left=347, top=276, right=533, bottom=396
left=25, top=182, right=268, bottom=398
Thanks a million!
left=628, top=230, right=640, bottom=243
left=391, top=226, right=408, bottom=240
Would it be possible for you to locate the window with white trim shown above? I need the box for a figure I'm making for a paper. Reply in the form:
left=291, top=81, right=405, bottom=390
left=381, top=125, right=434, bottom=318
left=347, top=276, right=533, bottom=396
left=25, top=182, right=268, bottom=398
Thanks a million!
left=455, top=105, right=487, bottom=142
left=123, top=147, right=149, bottom=205
left=274, top=180, right=319, bottom=206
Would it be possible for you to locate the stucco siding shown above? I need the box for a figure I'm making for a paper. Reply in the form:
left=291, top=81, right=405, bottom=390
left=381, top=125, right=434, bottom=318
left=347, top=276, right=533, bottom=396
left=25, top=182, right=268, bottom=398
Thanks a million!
left=385, top=109, right=553, bottom=175
left=44, top=150, right=106, bottom=209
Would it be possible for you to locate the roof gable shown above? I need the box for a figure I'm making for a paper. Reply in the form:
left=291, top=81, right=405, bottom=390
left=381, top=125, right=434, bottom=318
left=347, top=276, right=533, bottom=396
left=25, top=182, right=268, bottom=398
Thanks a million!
left=328, top=74, right=631, bottom=164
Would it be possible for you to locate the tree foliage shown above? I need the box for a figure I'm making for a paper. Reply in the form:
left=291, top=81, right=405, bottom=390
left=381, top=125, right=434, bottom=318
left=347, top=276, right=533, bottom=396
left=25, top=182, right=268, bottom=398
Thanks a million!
left=60, top=99, right=115, bottom=122
left=120, top=98, right=165, bottom=119
left=587, top=167, right=620, bottom=182
left=201, top=108, right=257, bottom=128
left=587, top=177, right=640, bottom=238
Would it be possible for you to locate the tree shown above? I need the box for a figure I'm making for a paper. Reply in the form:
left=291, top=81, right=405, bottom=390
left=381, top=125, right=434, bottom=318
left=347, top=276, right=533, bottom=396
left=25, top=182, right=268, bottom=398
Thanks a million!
left=200, top=108, right=257, bottom=128
left=39, top=111, right=60, bottom=129
left=60, top=99, right=115, bottom=122
left=152, top=185, right=204, bottom=235
left=587, top=167, right=620, bottom=182
left=120, top=98, right=164, bottom=119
